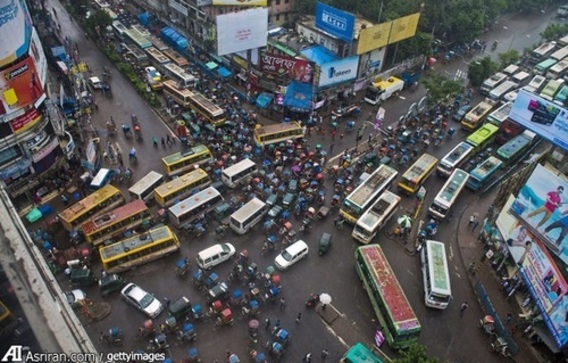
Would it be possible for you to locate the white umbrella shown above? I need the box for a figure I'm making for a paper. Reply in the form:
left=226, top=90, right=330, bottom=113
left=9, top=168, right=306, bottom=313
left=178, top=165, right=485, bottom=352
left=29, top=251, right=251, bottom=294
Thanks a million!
left=319, top=293, right=332, bottom=305
left=397, top=215, right=412, bottom=229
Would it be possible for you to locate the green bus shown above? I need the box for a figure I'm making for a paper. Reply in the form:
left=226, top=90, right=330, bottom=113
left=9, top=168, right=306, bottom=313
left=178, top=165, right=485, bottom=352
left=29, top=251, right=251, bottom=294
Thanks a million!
left=355, top=245, right=421, bottom=349
left=341, top=343, right=384, bottom=363
left=465, top=123, right=499, bottom=153
left=496, top=130, right=536, bottom=164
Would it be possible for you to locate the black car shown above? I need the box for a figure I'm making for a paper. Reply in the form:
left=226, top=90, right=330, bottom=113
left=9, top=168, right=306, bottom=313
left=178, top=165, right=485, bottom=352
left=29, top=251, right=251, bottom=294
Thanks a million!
left=168, top=296, right=192, bottom=320
left=99, top=274, right=126, bottom=297
left=207, top=282, right=230, bottom=302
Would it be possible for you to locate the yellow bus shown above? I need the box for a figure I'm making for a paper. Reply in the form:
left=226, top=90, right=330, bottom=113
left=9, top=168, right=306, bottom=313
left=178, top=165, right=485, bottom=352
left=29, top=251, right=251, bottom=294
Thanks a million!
left=100, top=226, right=181, bottom=274
left=161, top=144, right=214, bottom=177
left=58, top=185, right=125, bottom=231
left=154, top=168, right=211, bottom=207
left=0, top=299, right=18, bottom=340
left=186, top=90, right=226, bottom=127
left=397, top=153, right=438, bottom=195
left=163, top=79, right=193, bottom=107
left=253, top=122, right=304, bottom=147
left=81, top=200, right=152, bottom=247
left=460, top=99, right=496, bottom=131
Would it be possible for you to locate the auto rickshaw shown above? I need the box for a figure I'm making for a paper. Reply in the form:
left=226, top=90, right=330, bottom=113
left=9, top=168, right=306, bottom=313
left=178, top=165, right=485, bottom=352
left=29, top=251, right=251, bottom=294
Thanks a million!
left=317, top=206, right=329, bottom=220
left=241, top=299, right=260, bottom=317
left=215, top=308, right=234, bottom=327
left=267, top=341, right=285, bottom=358
left=184, top=347, right=200, bottom=363
left=191, top=303, right=205, bottom=321
left=176, top=258, right=190, bottom=278
left=248, top=319, right=259, bottom=344
left=176, top=322, right=198, bottom=342
left=273, top=328, right=291, bottom=347
left=318, top=232, right=333, bottom=256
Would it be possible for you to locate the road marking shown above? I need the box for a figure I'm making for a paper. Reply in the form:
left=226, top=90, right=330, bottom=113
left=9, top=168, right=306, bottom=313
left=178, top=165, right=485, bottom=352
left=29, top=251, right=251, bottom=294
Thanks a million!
left=398, top=96, right=406, bottom=100
left=448, top=244, right=454, bottom=260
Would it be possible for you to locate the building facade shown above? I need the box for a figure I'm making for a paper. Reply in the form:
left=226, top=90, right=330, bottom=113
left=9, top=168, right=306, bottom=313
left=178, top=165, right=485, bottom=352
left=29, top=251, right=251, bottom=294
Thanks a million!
left=0, top=0, right=66, bottom=207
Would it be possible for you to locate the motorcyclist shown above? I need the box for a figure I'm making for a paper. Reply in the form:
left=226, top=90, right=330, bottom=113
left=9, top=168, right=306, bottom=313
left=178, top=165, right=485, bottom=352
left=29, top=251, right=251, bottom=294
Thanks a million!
left=152, top=137, right=158, bottom=147
left=129, top=147, right=136, bottom=160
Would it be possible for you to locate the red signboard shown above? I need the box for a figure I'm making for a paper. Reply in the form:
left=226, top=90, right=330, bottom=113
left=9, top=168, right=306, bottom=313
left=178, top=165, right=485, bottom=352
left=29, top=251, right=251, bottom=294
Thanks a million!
left=10, top=107, right=41, bottom=133
left=0, top=57, right=44, bottom=115
left=259, top=53, right=314, bottom=84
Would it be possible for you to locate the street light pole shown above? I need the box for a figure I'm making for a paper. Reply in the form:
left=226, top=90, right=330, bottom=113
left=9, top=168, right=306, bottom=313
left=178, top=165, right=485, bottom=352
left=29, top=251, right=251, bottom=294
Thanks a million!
left=377, top=0, right=384, bottom=24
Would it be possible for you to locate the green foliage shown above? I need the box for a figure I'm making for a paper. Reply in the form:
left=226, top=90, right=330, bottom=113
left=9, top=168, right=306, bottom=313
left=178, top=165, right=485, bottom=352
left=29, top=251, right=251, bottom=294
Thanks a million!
left=422, top=73, right=465, bottom=106
left=467, top=56, right=498, bottom=87
left=393, top=343, right=439, bottom=363
left=68, top=0, right=89, bottom=17
left=541, top=23, right=568, bottom=42
left=498, top=50, right=520, bottom=69
left=85, top=9, right=113, bottom=38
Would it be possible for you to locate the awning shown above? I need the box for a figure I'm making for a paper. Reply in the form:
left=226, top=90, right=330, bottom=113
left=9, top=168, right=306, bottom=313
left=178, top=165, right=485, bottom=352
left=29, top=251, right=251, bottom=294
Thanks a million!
left=206, top=62, right=218, bottom=70
left=283, top=81, right=313, bottom=111
left=217, top=67, right=231, bottom=78
left=256, top=93, right=273, bottom=109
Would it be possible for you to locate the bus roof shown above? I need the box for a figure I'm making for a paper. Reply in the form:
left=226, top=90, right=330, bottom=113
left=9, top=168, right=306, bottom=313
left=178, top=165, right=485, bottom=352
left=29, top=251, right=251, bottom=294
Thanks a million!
left=163, top=80, right=192, bottom=95
left=255, top=121, right=302, bottom=135
left=222, top=158, right=256, bottom=176
left=425, top=241, right=451, bottom=295
left=470, top=156, right=503, bottom=180
left=497, top=133, right=532, bottom=160
left=155, top=169, right=208, bottom=196
left=401, top=154, right=438, bottom=183
left=357, top=245, right=421, bottom=329
left=343, top=343, right=384, bottom=363
left=466, top=124, right=499, bottom=147
left=357, top=191, right=401, bottom=230
left=486, top=102, right=512, bottom=125
left=349, top=165, right=398, bottom=206
left=145, top=47, right=170, bottom=64
left=230, top=198, right=266, bottom=223
left=168, top=187, right=221, bottom=216
left=191, top=91, right=224, bottom=116
left=100, top=226, right=175, bottom=261
left=129, top=171, right=163, bottom=196
left=59, top=185, right=121, bottom=221
left=438, top=169, right=469, bottom=204
left=81, top=199, right=148, bottom=235
left=463, top=100, right=495, bottom=123
left=164, top=63, right=195, bottom=81
left=440, top=142, right=473, bottom=167
left=163, top=49, right=189, bottom=67
left=162, top=145, right=210, bottom=165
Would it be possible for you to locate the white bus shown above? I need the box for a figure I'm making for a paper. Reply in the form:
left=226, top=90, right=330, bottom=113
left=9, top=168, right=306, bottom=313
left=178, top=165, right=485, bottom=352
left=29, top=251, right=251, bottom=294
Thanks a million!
left=229, top=198, right=267, bottom=235
left=164, top=63, right=196, bottom=89
left=486, top=101, right=513, bottom=127
left=488, top=80, right=518, bottom=101
left=128, top=171, right=164, bottom=202
left=352, top=190, right=401, bottom=244
left=221, top=158, right=258, bottom=188
left=436, top=142, right=474, bottom=178
left=168, top=187, right=223, bottom=228
left=551, top=45, right=568, bottom=61
left=548, top=59, right=568, bottom=79
left=480, top=72, right=508, bottom=95
left=530, top=41, right=557, bottom=64
left=428, top=169, right=469, bottom=220
left=420, top=240, right=452, bottom=309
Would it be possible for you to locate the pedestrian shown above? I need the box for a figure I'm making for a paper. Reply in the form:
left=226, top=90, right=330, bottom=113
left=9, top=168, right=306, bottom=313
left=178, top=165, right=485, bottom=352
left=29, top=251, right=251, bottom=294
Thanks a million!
left=166, top=134, right=172, bottom=145
left=265, top=318, right=270, bottom=331
left=331, top=130, right=336, bottom=140
left=163, top=297, right=170, bottom=308
left=460, top=301, right=468, bottom=317
left=510, top=324, right=518, bottom=337
left=506, top=312, right=512, bottom=324
left=339, top=133, right=344, bottom=142
left=303, top=353, right=312, bottom=362
left=61, top=194, right=69, bottom=206
left=280, top=298, right=286, bottom=311
left=226, top=351, right=231, bottom=361
left=472, top=219, right=480, bottom=230
left=275, top=319, right=281, bottom=329
left=296, top=312, right=302, bottom=324
left=321, top=349, right=328, bottom=360
left=161, top=137, right=166, bottom=148
left=368, top=134, right=372, bottom=144
left=469, top=212, right=478, bottom=226
left=329, top=143, right=334, bottom=153
left=117, top=153, right=124, bottom=166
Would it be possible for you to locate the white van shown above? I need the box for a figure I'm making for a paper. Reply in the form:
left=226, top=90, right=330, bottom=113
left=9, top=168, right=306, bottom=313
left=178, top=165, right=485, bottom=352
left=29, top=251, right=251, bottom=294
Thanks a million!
left=90, top=168, right=112, bottom=189
left=274, top=240, right=309, bottom=270
left=196, top=243, right=236, bottom=270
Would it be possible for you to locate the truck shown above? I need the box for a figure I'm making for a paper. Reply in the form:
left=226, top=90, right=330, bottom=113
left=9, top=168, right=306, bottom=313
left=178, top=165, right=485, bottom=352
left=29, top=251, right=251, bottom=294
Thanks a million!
left=364, top=77, right=405, bottom=105
left=400, top=71, right=421, bottom=88
left=145, top=66, right=163, bottom=90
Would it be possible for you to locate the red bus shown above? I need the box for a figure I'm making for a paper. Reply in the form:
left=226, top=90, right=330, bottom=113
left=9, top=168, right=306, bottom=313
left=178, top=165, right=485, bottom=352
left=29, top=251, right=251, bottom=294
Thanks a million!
left=496, top=119, right=525, bottom=145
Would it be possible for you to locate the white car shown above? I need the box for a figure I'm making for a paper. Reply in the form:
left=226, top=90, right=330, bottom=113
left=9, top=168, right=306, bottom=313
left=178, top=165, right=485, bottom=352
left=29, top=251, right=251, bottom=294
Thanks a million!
left=120, top=283, right=163, bottom=318
left=65, top=289, right=87, bottom=309
left=196, top=243, right=236, bottom=270
left=274, top=240, right=309, bottom=270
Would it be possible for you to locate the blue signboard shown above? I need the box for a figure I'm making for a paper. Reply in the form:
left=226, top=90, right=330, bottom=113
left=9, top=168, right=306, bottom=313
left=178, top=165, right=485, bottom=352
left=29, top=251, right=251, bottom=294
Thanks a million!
left=315, top=3, right=355, bottom=43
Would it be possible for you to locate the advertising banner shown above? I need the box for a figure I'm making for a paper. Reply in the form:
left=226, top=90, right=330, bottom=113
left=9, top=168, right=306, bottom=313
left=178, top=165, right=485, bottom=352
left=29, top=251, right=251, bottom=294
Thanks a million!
left=357, top=22, right=392, bottom=54
left=0, top=57, right=44, bottom=116
left=212, top=0, right=267, bottom=5
left=509, top=89, right=568, bottom=150
left=315, top=2, right=355, bottom=43
left=388, top=13, right=420, bottom=44
left=30, top=28, right=48, bottom=90
left=497, top=195, right=568, bottom=348
left=260, top=53, right=314, bottom=83
left=318, top=56, right=359, bottom=88
left=9, top=107, right=41, bottom=133
left=216, top=8, right=268, bottom=56
left=509, top=164, right=568, bottom=265
left=0, top=0, right=33, bottom=68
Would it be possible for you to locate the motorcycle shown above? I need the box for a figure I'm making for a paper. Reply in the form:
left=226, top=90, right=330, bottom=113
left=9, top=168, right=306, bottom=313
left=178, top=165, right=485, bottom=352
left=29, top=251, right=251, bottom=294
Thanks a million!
left=100, top=327, right=122, bottom=346
left=147, top=333, right=169, bottom=353
left=491, top=337, right=510, bottom=357
left=478, top=315, right=496, bottom=336
left=305, top=293, right=319, bottom=308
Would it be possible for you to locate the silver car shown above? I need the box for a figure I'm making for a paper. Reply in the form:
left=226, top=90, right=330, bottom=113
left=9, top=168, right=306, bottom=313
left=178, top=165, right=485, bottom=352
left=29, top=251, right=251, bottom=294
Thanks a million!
left=120, top=283, right=163, bottom=318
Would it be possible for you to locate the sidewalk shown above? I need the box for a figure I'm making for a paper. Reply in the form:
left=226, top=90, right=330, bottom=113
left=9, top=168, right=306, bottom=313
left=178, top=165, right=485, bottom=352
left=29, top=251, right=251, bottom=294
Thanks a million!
left=457, top=194, right=543, bottom=363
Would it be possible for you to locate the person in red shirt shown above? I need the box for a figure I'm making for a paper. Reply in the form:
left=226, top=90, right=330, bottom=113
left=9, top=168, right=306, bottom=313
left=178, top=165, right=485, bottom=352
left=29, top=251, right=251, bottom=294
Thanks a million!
left=526, top=186, right=564, bottom=229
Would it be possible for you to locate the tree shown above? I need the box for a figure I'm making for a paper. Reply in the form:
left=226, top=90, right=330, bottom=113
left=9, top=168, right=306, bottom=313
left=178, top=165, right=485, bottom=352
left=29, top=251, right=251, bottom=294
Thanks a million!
left=467, top=56, right=498, bottom=87
left=498, top=50, right=520, bottom=69
left=541, top=23, right=568, bottom=42
left=393, top=343, right=439, bottom=363
left=422, top=73, right=465, bottom=106
left=85, top=10, right=113, bottom=40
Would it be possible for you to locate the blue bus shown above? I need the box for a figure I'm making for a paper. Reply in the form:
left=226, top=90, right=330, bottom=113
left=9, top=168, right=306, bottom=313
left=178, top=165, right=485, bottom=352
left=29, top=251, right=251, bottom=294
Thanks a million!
left=466, top=156, right=503, bottom=191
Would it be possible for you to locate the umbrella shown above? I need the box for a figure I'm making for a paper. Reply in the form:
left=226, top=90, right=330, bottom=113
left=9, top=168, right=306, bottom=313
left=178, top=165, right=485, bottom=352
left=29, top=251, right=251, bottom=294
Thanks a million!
left=319, top=293, right=332, bottom=305
left=248, top=319, right=259, bottom=329
left=291, top=165, right=301, bottom=173
left=397, top=215, right=412, bottom=229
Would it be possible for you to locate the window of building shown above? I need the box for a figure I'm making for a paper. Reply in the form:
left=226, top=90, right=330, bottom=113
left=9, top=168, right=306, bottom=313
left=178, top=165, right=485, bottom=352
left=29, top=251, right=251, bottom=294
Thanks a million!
left=276, top=14, right=280, bottom=21
left=285, top=13, right=289, bottom=20
left=0, top=146, right=22, bottom=166
left=276, top=0, right=281, bottom=5
left=285, top=0, right=289, bottom=3
left=268, top=15, right=272, bottom=23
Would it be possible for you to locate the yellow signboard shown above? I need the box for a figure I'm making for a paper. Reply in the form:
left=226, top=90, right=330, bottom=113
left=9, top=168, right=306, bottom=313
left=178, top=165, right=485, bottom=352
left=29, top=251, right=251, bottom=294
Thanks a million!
left=212, top=0, right=267, bottom=5
left=388, top=13, right=420, bottom=44
left=356, top=22, right=392, bottom=55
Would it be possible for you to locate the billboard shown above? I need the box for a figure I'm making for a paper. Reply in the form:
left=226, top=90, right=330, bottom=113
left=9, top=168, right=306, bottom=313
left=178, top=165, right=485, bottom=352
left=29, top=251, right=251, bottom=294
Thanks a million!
left=30, top=28, right=48, bottom=90
left=260, top=53, right=314, bottom=83
left=388, top=12, right=420, bottom=44
left=212, top=0, right=266, bottom=5
left=0, top=57, right=44, bottom=116
left=318, top=56, right=359, bottom=88
left=497, top=195, right=568, bottom=348
left=216, top=8, right=268, bottom=56
left=9, top=107, right=41, bottom=134
left=0, top=0, right=33, bottom=68
left=357, top=22, right=392, bottom=54
left=509, top=164, right=568, bottom=265
left=509, top=90, right=568, bottom=150
left=315, top=2, right=355, bottom=43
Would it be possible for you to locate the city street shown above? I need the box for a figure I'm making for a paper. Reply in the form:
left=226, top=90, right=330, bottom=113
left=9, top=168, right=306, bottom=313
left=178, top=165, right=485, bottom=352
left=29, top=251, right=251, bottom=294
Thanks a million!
left=38, top=0, right=563, bottom=362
